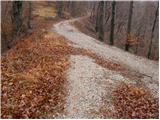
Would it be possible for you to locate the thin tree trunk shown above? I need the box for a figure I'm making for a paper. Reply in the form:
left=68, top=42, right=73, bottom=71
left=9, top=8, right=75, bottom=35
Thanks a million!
left=98, top=1, right=105, bottom=41
left=28, top=2, right=32, bottom=30
left=90, top=3, right=96, bottom=20
left=66, top=1, right=70, bottom=12
left=57, top=1, right=63, bottom=17
left=125, top=1, right=133, bottom=51
left=109, top=1, right=116, bottom=45
left=12, top=1, right=23, bottom=36
left=147, top=4, right=159, bottom=59
left=103, top=2, right=106, bottom=22
left=48, top=1, right=51, bottom=6
left=95, top=2, right=100, bottom=32
left=70, top=2, right=76, bottom=17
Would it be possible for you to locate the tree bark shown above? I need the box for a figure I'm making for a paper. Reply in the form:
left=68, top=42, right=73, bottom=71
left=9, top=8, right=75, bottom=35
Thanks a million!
left=12, top=1, right=23, bottom=36
left=95, top=2, right=100, bottom=32
left=98, top=1, right=105, bottom=41
left=147, top=4, right=159, bottom=59
left=90, top=3, right=96, bottom=20
left=125, top=1, right=133, bottom=51
left=56, top=1, right=63, bottom=17
left=109, top=1, right=116, bottom=45
left=48, top=1, right=51, bottom=6
left=27, top=2, right=32, bottom=30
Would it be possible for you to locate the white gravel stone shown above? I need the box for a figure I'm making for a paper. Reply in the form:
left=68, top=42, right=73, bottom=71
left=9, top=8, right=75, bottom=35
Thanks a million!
left=53, top=19, right=158, bottom=98
left=60, top=55, right=133, bottom=118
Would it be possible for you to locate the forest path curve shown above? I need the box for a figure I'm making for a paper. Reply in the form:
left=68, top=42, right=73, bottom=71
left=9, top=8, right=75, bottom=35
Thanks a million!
left=53, top=18, right=158, bottom=82
left=53, top=18, right=159, bottom=118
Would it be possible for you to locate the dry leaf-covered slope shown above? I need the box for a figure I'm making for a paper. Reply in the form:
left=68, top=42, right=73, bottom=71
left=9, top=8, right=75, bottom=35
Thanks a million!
left=53, top=17, right=159, bottom=119
left=54, top=18, right=159, bottom=98
left=113, top=84, right=158, bottom=119
left=2, top=30, right=158, bottom=118
left=1, top=2, right=68, bottom=118
left=1, top=2, right=159, bottom=119
left=1, top=32, right=70, bottom=118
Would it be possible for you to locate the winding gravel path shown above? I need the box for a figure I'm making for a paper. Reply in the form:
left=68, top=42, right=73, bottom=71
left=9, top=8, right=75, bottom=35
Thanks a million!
left=53, top=18, right=159, bottom=118
left=62, top=55, right=135, bottom=118
left=53, top=18, right=158, bottom=97
left=54, top=18, right=158, bottom=80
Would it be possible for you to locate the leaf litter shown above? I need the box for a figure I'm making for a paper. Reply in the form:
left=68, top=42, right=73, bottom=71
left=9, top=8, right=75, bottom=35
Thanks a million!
left=1, top=6, right=158, bottom=118
left=112, top=83, right=159, bottom=119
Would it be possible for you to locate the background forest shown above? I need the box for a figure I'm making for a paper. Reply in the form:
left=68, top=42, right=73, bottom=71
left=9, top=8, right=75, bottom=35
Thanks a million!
left=1, top=1, right=159, bottom=60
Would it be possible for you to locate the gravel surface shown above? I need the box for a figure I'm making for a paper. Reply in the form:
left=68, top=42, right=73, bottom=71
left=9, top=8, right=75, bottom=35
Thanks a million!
left=53, top=19, right=159, bottom=98
left=61, top=55, right=135, bottom=119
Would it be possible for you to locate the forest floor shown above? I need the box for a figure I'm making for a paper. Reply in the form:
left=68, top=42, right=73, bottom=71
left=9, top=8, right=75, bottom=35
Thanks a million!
left=54, top=17, right=159, bottom=119
left=1, top=2, right=159, bottom=119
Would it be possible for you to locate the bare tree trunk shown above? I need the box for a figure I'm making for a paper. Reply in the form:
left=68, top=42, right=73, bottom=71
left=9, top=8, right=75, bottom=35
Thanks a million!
left=125, top=1, right=133, bottom=51
left=48, top=1, right=51, bottom=6
left=98, top=1, right=105, bottom=41
left=64, top=1, right=70, bottom=12
left=109, top=1, right=116, bottom=45
left=56, top=1, right=63, bottom=17
left=12, top=1, right=23, bottom=36
left=90, top=3, right=96, bottom=20
left=95, top=2, right=100, bottom=32
left=70, top=2, right=76, bottom=17
left=104, top=2, right=110, bottom=26
left=147, top=4, right=158, bottom=59
left=103, top=2, right=106, bottom=22
left=135, top=26, right=141, bottom=54
left=27, top=2, right=32, bottom=30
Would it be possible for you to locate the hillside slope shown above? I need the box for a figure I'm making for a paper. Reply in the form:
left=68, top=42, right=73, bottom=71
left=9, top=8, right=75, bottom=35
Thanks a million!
left=54, top=18, right=158, bottom=98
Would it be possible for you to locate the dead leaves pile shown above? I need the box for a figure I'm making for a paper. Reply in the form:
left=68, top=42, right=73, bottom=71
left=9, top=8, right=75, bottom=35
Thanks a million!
left=1, top=32, right=70, bottom=118
left=1, top=2, right=69, bottom=118
left=2, top=10, right=154, bottom=118
left=113, top=84, right=159, bottom=119
left=1, top=29, right=137, bottom=118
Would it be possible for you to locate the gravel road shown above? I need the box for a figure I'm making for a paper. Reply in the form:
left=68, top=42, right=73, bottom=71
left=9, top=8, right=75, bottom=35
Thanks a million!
left=61, top=55, right=135, bottom=118
left=54, top=18, right=158, bottom=97
left=53, top=18, right=159, bottom=118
